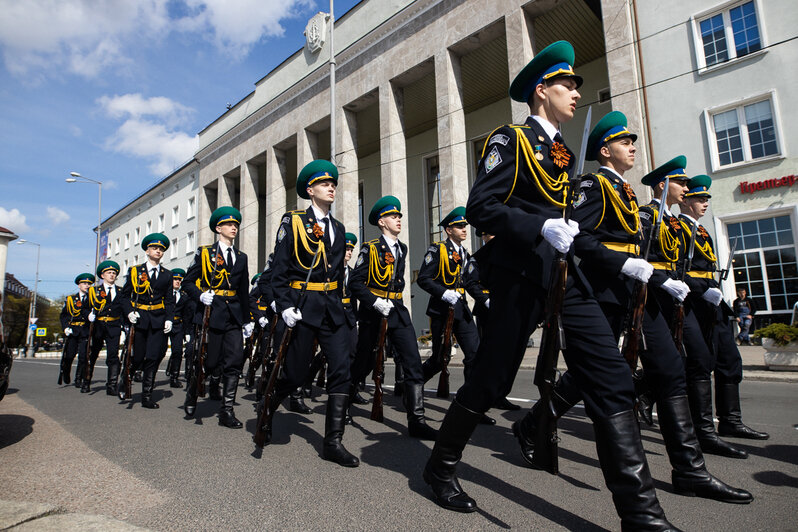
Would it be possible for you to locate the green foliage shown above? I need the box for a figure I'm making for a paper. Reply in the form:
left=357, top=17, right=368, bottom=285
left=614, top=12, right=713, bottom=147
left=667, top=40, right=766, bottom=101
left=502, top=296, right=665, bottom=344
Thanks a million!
left=754, top=323, right=798, bottom=346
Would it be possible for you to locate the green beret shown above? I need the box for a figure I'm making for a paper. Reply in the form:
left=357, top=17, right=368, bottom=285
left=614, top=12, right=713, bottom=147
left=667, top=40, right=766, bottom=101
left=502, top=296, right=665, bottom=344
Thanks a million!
left=368, top=195, right=402, bottom=226
left=641, top=155, right=688, bottom=187
left=96, top=260, right=120, bottom=276
left=251, top=273, right=261, bottom=285
left=344, top=232, right=358, bottom=248
left=297, top=160, right=338, bottom=200
left=586, top=111, right=637, bottom=161
left=141, top=232, right=170, bottom=251
left=209, top=206, right=242, bottom=233
left=74, top=273, right=95, bottom=284
left=440, top=206, right=467, bottom=227
left=685, top=175, right=712, bottom=198
left=172, top=268, right=186, bottom=279
left=509, top=40, right=583, bottom=103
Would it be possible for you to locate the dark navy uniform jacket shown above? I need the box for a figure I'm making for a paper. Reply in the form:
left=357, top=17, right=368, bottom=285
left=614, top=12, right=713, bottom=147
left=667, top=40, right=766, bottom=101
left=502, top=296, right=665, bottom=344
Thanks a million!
left=255, top=253, right=275, bottom=311
left=466, top=116, right=581, bottom=289
left=463, top=251, right=490, bottom=320
left=88, top=284, right=124, bottom=335
left=170, top=289, right=192, bottom=336
left=60, top=292, right=92, bottom=337
left=270, top=208, right=346, bottom=329
left=350, top=235, right=411, bottom=328
left=342, top=265, right=358, bottom=329
left=120, top=263, right=176, bottom=330
left=417, top=239, right=474, bottom=322
left=638, top=199, right=686, bottom=287
left=678, top=215, right=733, bottom=317
left=184, top=243, right=250, bottom=329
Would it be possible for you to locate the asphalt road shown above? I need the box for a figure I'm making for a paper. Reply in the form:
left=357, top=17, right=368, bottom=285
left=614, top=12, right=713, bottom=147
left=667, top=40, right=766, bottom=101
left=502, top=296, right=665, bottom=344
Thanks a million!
left=2, top=359, right=797, bottom=531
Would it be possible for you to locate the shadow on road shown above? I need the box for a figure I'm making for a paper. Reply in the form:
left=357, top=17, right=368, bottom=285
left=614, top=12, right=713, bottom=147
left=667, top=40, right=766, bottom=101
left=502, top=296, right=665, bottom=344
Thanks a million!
left=0, top=414, right=34, bottom=449
left=752, top=470, right=798, bottom=489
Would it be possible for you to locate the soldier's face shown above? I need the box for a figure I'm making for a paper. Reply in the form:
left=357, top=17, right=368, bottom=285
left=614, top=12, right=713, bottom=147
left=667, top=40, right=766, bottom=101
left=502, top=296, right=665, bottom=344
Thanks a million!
left=603, top=138, right=636, bottom=172
left=308, top=180, right=336, bottom=205
left=217, top=222, right=238, bottom=240
left=539, top=77, right=581, bottom=124
left=379, top=214, right=402, bottom=235
left=78, top=281, right=91, bottom=293
left=667, top=179, right=688, bottom=206
left=689, top=197, right=709, bottom=218
left=345, top=247, right=353, bottom=263
left=101, top=270, right=117, bottom=284
left=173, top=278, right=182, bottom=290
left=146, top=245, right=163, bottom=262
left=445, top=224, right=468, bottom=244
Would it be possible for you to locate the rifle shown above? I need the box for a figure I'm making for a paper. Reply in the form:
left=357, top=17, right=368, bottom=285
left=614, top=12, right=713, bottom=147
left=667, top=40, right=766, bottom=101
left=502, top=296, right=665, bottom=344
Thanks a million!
left=314, top=351, right=327, bottom=388
left=254, top=246, right=321, bottom=448
left=531, top=106, right=591, bottom=475
left=119, top=284, right=141, bottom=400
left=57, top=336, right=68, bottom=385
left=435, top=291, right=456, bottom=398
left=245, top=321, right=266, bottom=389
left=193, top=305, right=211, bottom=398
left=243, top=333, right=255, bottom=387
left=671, top=219, right=698, bottom=358
left=84, top=319, right=95, bottom=385
left=371, top=259, right=397, bottom=422
left=256, top=314, right=279, bottom=401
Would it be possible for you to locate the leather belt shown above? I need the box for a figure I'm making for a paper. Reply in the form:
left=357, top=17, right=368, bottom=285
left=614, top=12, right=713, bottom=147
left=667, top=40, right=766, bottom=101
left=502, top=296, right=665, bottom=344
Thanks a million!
left=289, top=280, right=338, bottom=291
left=602, top=242, right=640, bottom=255
left=369, top=288, right=403, bottom=300
left=257, top=305, right=268, bottom=311
left=213, top=289, right=237, bottom=296
left=132, top=302, right=165, bottom=311
left=70, top=321, right=86, bottom=326
left=98, top=316, right=120, bottom=322
left=688, top=271, right=715, bottom=279
left=342, top=297, right=351, bottom=304
left=650, top=262, right=675, bottom=271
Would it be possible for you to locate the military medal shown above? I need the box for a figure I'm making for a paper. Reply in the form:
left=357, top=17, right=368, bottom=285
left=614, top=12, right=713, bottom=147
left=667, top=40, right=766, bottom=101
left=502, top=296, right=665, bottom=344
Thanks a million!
left=550, top=142, right=571, bottom=168
left=534, top=145, right=544, bottom=161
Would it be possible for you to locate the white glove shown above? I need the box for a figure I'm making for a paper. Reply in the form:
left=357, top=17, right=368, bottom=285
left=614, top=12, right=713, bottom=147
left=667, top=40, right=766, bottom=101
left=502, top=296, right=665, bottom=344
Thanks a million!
left=164, top=320, right=172, bottom=334
left=258, top=316, right=268, bottom=328
left=485, top=298, right=490, bottom=309
left=621, top=258, right=654, bottom=283
left=127, top=312, right=140, bottom=324
left=541, top=218, right=580, bottom=254
left=64, top=327, right=73, bottom=337
left=88, top=311, right=96, bottom=323
left=200, top=290, right=214, bottom=306
left=441, top=289, right=462, bottom=305
left=120, top=331, right=126, bottom=344
left=662, top=279, right=690, bottom=302
left=243, top=322, right=255, bottom=338
left=373, top=298, right=394, bottom=317
left=184, top=334, right=190, bottom=344
left=703, top=287, right=723, bottom=306
left=282, top=307, right=303, bottom=328
left=270, top=301, right=277, bottom=312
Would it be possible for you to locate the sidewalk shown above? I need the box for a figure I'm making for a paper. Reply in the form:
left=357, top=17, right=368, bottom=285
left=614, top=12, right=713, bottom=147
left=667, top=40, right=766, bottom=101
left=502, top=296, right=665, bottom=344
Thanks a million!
left=0, top=500, right=149, bottom=531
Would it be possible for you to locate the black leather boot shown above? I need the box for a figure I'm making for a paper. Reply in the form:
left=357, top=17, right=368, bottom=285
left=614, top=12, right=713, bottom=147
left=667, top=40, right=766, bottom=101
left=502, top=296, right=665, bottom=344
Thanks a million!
left=62, top=356, right=73, bottom=385
left=716, top=382, right=769, bottom=440
left=81, top=365, right=91, bottom=393
left=687, top=380, right=747, bottom=458
left=141, top=363, right=159, bottom=409
left=170, top=376, right=183, bottom=388
left=322, top=394, right=360, bottom=467
left=133, top=370, right=143, bottom=383
left=405, top=382, right=438, bottom=440
left=494, top=396, right=521, bottom=411
left=657, top=395, right=752, bottom=504
left=106, top=362, right=119, bottom=396
left=254, top=384, right=290, bottom=446
left=512, top=390, right=574, bottom=469
left=219, top=374, right=243, bottom=428
left=394, top=364, right=405, bottom=397
left=184, top=381, right=198, bottom=417
left=289, top=388, right=312, bottom=414
left=423, top=399, right=480, bottom=512
left=351, top=390, right=369, bottom=405
left=593, top=410, right=680, bottom=532
left=208, top=374, right=222, bottom=400
left=74, top=360, right=85, bottom=388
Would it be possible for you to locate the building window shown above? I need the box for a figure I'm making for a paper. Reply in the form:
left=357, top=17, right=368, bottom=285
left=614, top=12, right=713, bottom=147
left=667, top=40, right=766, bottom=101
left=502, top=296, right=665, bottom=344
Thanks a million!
left=124, top=233, right=130, bottom=250
left=170, top=238, right=177, bottom=260
left=145, top=220, right=152, bottom=234
left=158, top=214, right=164, bottom=232
left=134, top=227, right=140, bottom=245
left=134, top=254, right=139, bottom=265
left=123, top=259, right=129, bottom=271
left=186, top=231, right=195, bottom=254
left=426, top=156, right=442, bottom=245
left=114, top=238, right=120, bottom=255
left=729, top=215, right=797, bottom=315
left=187, top=197, right=196, bottom=220
left=693, top=0, right=763, bottom=70
left=705, top=93, right=781, bottom=170
left=172, top=206, right=179, bottom=227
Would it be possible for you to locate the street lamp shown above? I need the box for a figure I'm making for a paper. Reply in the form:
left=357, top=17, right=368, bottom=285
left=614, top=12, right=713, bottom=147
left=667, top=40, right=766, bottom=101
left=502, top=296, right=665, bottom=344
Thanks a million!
left=17, top=239, right=40, bottom=357
left=66, top=172, right=103, bottom=272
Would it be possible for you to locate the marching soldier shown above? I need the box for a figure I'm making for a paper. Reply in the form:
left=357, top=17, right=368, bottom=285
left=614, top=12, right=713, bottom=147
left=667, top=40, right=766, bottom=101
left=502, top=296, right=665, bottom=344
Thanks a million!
left=517, top=113, right=751, bottom=503
left=423, top=41, right=678, bottom=530
left=417, top=208, right=495, bottom=425
left=255, top=253, right=277, bottom=398
left=164, top=268, right=190, bottom=388
left=257, top=160, right=358, bottom=467
left=183, top=207, right=252, bottom=427
left=59, top=273, right=93, bottom=387
left=119, top=233, right=175, bottom=408
left=86, top=261, right=123, bottom=395
left=678, top=176, right=769, bottom=440
left=349, top=196, right=438, bottom=441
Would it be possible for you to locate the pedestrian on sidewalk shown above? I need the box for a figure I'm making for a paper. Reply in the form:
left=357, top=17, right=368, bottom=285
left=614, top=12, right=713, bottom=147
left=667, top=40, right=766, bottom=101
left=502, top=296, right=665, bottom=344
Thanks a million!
left=733, top=289, right=755, bottom=345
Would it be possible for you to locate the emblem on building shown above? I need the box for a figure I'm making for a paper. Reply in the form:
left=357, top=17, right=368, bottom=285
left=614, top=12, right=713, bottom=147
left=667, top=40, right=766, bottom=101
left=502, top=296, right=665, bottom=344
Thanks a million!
left=304, top=12, right=328, bottom=54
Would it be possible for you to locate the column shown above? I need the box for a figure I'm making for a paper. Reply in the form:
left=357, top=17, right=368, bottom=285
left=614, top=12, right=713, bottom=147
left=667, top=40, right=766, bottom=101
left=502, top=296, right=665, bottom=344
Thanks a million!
left=435, top=49, right=469, bottom=213
left=217, top=175, right=232, bottom=207
left=265, top=147, right=287, bottom=247
left=336, top=106, right=360, bottom=237
left=239, top=162, right=259, bottom=269
left=296, top=128, right=317, bottom=209
left=504, top=8, right=535, bottom=124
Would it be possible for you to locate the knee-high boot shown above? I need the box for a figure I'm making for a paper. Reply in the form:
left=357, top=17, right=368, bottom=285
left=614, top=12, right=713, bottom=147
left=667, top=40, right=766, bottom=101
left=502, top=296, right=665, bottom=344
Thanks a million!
left=687, top=380, right=747, bottom=458
left=289, top=387, right=312, bottom=414
left=593, top=410, right=680, bottom=532
left=715, top=382, right=769, bottom=439
left=404, top=382, right=437, bottom=440
left=141, top=361, right=159, bottom=409
left=394, top=362, right=405, bottom=397
left=219, top=374, right=243, bottom=428
left=657, top=395, right=752, bottom=503
left=106, top=362, right=119, bottom=396
left=423, top=399, right=481, bottom=512
left=322, top=394, right=359, bottom=467
left=512, top=389, right=574, bottom=469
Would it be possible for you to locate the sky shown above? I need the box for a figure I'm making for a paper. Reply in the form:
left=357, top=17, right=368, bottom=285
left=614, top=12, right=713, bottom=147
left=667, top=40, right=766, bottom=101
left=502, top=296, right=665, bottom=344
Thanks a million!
left=0, top=0, right=361, bottom=299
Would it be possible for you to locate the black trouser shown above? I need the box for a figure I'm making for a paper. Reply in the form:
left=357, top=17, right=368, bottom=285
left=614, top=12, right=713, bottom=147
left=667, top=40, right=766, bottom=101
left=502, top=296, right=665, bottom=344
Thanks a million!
left=165, top=329, right=185, bottom=375
left=206, top=324, right=245, bottom=379
left=422, top=315, right=480, bottom=382
left=274, top=318, right=351, bottom=396
left=351, top=317, right=424, bottom=388
left=456, top=266, right=634, bottom=418
left=707, top=308, right=743, bottom=385
left=656, top=292, right=714, bottom=383
left=90, top=323, right=121, bottom=380
left=63, top=334, right=87, bottom=380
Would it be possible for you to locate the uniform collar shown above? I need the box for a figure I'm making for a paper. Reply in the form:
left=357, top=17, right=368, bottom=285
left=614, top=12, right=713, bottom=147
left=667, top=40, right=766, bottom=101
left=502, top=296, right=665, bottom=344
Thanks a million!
left=311, top=204, right=330, bottom=222
left=382, top=234, right=399, bottom=248
left=103, top=283, right=114, bottom=291
left=530, top=115, right=560, bottom=142
left=680, top=212, right=698, bottom=226
left=599, top=165, right=626, bottom=183
left=652, top=198, right=673, bottom=218
left=218, top=241, right=234, bottom=255
left=145, top=260, right=159, bottom=271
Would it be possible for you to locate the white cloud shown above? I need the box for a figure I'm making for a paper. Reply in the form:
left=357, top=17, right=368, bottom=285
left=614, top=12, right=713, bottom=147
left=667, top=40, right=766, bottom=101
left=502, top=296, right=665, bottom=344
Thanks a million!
left=97, top=93, right=193, bottom=127
left=0, top=207, right=31, bottom=234
left=46, top=206, right=70, bottom=225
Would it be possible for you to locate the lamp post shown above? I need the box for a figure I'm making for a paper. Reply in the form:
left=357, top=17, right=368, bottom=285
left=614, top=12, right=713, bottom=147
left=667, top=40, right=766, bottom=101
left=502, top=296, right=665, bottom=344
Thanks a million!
left=17, top=239, right=40, bottom=357
left=66, top=172, right=103, bottom=272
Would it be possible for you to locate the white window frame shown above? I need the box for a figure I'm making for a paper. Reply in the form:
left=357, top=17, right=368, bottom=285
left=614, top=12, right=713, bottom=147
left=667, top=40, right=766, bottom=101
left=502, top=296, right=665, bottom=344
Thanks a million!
left=170, top=238, right=178, bottom=260
left=690, top=0, right=767, bottom=74
left=145, top=220, right=152, bottom=234
left=172, top=206, right=180, bottom=227
left=124, top=233, right=130, bottom=250
left=158, top=214, right=165, bottom=232
left=186, top=231, right=195, bottom=254
left=134, top=227, right=141, bottom=245
left=114, top=238, right=120, bottom=255
left=702, top=90, right=784, bottom=172
left=187, top=196, right=196, bottom=220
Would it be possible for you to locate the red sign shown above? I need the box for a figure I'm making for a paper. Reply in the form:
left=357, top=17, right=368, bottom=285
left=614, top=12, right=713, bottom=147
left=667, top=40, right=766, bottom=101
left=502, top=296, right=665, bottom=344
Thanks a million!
left=740, top=175, right=797, bottom=194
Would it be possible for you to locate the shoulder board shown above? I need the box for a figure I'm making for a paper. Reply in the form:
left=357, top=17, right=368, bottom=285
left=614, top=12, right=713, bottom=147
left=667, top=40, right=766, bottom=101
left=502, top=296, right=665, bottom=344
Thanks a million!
left=364, top=239, right=379, bottom=245
left=428, top=244, right=439, bottom=252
